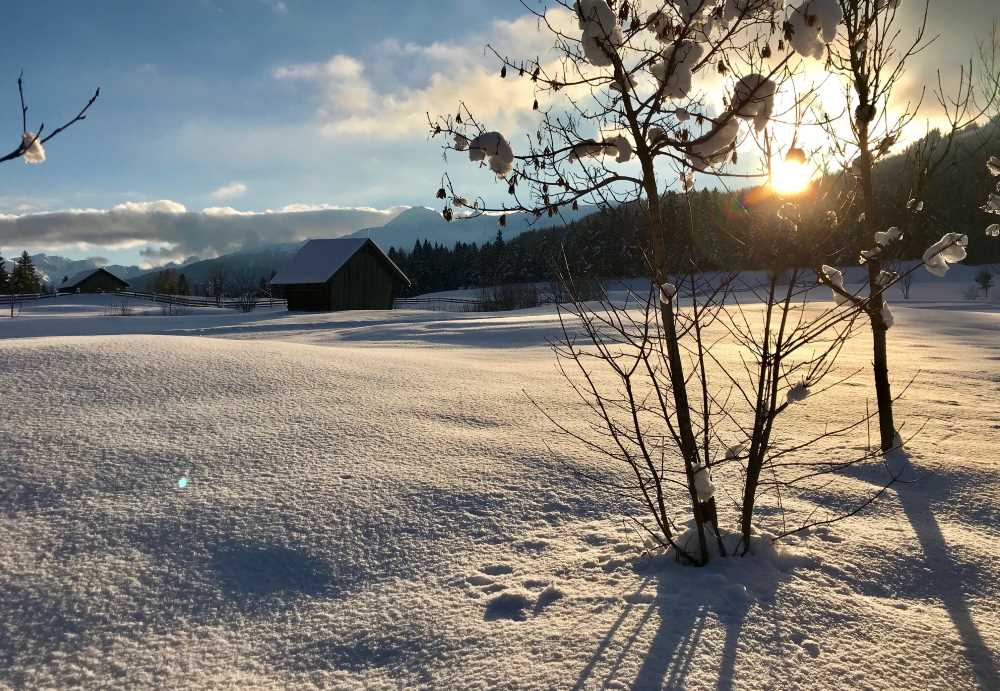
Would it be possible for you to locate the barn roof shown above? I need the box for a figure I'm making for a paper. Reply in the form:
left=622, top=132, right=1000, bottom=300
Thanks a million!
left=270, top=238, right=410, bottom=286
left=60, top=268, right=130, bottom=289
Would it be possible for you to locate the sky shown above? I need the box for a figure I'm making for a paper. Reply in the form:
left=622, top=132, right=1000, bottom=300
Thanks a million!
left=0, top=0, right=995, bottom=267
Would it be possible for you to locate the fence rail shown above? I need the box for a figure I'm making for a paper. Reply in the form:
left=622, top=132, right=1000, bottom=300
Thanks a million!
left=1, top=290, right=287, bottom=310
left=392, top=297, right=483, bottom=313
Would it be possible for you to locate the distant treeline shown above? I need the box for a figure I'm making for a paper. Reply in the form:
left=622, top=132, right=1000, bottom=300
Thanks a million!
left=144, top=266, right=276, bottom=298
left=389, top=121, right=1000, bottom=295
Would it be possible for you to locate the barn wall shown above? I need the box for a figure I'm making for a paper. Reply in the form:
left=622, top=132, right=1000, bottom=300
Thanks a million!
left=282, top=242, right=405, bottom=312
left=285, top=283, right=332, bottom=311
left=326, top=244, right=398, bottom=310
left=73, top=273, right=128, bottom=293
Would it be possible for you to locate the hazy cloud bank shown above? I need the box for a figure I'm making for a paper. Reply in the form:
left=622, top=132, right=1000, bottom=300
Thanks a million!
left=0, top=201, right=405, bottom=264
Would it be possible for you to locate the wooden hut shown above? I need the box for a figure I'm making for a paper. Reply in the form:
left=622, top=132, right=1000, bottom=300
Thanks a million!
left=59, top=268, right=130, bottom=294
left=270, top=238, right=410, bottom=311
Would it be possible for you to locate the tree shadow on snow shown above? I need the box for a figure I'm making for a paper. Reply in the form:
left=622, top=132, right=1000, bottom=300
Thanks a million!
left=572, top=557, right=784, bottom=691
left=183, top=311, right=570, bottom=349
left=209, top=540, right=337, bottom=604
left=889, top=452, right=1000, bottom=688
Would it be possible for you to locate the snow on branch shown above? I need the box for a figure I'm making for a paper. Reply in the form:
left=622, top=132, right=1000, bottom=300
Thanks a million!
left=0, top=72, right=100, bottom=165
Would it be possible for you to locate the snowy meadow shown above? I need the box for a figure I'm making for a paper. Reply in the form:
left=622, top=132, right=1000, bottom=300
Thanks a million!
left=3, top=0, right=1000, bottom=687
left=1, top=285, right=998, bottom=690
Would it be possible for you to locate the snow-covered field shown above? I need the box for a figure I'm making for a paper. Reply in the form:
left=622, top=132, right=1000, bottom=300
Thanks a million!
left=1, top=288, right=998, bottom=689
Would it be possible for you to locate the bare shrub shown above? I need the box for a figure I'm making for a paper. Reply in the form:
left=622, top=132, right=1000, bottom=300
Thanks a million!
left=961, top=285, right=981, bottom=301
left=480, top=283, right=539, bottom=311
left=236, top=293, right=258, bottom=313
left=974, top=269, right=994, bottom=298
left=898, top=271, right=914, bottom=300
left=105, top=300, right=134, bottom=317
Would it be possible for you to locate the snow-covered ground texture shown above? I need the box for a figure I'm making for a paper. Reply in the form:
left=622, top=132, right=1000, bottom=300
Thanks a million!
left=1, top=287, right=998, bottom=690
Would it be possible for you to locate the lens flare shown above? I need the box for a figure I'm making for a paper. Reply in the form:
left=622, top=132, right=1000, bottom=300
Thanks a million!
left=178, top=477, right=189, bottom=489
left=770, top=158, right=812, bottom=196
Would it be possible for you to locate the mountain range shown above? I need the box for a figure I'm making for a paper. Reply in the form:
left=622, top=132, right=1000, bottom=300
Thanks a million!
left=121, top=205, right=596, bottom=290
left=1, top=254, right=148, bottom=285
left=345, top=204, right=596, bottom=249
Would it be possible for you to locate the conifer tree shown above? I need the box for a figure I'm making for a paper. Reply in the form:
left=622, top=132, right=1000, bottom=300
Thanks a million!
left=10, top=251, right=41, bottom=294
left=0, top=257, right=9, bottom=294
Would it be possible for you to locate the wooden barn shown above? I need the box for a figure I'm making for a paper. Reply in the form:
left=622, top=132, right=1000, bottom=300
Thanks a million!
left=59, top=268, right=130, bottom=294
left=270, top=238, right=410, bottom=311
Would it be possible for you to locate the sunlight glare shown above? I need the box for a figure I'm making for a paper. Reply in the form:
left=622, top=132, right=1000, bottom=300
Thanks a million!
left=770, top=159, right=812, bottom=196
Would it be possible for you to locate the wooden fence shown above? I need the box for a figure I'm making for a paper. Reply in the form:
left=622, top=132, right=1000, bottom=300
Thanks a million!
left=392, top=297, right=483, bottom=312
left=0, top=290, right=286, bottom=310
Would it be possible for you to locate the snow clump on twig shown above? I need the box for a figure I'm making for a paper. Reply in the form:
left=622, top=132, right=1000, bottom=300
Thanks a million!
left=21, top=132, right=45, bottom=164
left=733, top=74, right=777, bottom=131
left=468, top=131, right=515, bottom=176
left=874, top=226, right=902, bottom=246
left=922, top=233, right=968, bottom=277
left=820, top=264, right=849, bottom=305
left=606, top=135, right=633, bottom=163
left=651, top=41, right=704, bottom=99
left=576, top=0, right=623, bottom=67
left=787, top=0, right=842, bottom=59
left=687, top=115, right=739, bottom=170
left=691, top=462, right=716, bottom=502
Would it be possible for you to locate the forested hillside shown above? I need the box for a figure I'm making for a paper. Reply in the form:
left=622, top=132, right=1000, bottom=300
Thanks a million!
left=390, top=118, right=1000, bottom=295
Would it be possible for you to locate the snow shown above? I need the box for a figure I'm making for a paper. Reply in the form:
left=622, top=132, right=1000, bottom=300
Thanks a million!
left=881, top=298, right=894, bottom=328
left=568, top=136, right=633, bottom=164
left=21, top=131, right=45, bottom=164
left=987, top=155, right=1000, bottom=177
left=59, top=267, right=130, bottom=289
left=732, top=74, right=776, bottom=132
left=922, top=233, right=968, bottom=278
left=270, top=238, right=408, bottom=286
left=691, top=463, right=716, bottom=502
left=724, top=0, right=784, bottom=23
left=651, top=41, right=704, bottom=99
left=1, top=288, right=999, bottom=689
left=659, top=282, right=677, bottom=303
left=874, top=226, right=902, bottom=247
left=576, top=0, right=623, bottom=67
left=787, top=0, right=842, bottom=59
left=983, top=193, right=1000, bottom=214
left=606, top=134, right=633, bottom=163
left=468, top=131, right=515, bottom=176
left=688, top=115, right=740, bottom=170
left=568, top=140, right=605, bottom=162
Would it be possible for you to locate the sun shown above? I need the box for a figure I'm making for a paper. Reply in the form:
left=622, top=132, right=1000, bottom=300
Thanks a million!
left=770, top=158, right=812, bottom=196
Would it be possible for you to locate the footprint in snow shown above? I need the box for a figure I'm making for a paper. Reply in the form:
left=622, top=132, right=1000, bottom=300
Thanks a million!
left=800, top=640, right=821, bottom=657
left=484, top=591, right=533, bottom=621
left=480, top=563, right=514, bottom=576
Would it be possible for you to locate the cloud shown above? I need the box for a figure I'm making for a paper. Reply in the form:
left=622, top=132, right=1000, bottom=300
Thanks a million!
left=0, top=201, right=406, bottom=264
left=209, top=181, right=248, bottom=201
left=271, top=10, right=573, bottom=138
left=260, top=0, right=288, bottom=14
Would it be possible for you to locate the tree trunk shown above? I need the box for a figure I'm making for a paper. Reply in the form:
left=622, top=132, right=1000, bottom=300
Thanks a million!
left=660, top=297, right=710, bottom=565
left=740, top=459, right=763, bottom=550
left=641, top=163, right=710, bottom=565
left=858, top=116, right=896, bottom=453
left=870, top=310, right=896, bottom=451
